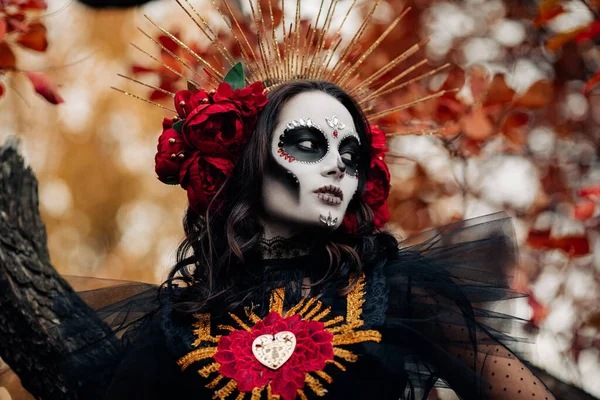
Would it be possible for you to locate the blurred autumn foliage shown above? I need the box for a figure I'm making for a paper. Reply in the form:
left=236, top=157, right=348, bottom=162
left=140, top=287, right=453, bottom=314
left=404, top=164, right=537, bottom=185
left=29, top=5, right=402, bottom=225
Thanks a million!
left=0, top=0, right=63, bottom=103
left=1, top=0, right=600, bottom=398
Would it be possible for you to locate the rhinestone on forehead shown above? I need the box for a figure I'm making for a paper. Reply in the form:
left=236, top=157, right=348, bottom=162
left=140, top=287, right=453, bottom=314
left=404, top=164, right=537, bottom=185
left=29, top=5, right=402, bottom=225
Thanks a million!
left=281, top=118, right=329, bottom=165
left=325, top=115, right=346, bottom=138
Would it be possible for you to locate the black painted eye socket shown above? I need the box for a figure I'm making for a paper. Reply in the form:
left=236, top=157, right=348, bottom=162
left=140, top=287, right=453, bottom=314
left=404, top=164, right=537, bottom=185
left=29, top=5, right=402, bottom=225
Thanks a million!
left=279, top=127, right=328, bottom=163
left=339, top=136, right=360, bottom=175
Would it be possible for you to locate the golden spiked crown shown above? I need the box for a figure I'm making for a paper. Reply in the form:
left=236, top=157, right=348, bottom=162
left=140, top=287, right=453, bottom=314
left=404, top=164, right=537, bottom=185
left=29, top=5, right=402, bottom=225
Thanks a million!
left=114, top=0, right=452, bottom=134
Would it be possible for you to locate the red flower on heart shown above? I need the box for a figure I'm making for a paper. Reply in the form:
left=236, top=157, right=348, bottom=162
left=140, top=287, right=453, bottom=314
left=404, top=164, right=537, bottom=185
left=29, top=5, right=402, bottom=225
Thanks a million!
left=214, top=312, right=334, bottom=400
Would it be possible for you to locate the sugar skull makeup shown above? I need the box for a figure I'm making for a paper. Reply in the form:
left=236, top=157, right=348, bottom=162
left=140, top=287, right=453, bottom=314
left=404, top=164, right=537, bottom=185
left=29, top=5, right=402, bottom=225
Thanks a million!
left=261, top=91, right=360, bottom=231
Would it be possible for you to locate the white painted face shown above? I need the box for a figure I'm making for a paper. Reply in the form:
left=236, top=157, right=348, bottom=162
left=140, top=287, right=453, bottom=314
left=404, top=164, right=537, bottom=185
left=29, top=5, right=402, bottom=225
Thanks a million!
left=261, top=91, right=360, bottom=233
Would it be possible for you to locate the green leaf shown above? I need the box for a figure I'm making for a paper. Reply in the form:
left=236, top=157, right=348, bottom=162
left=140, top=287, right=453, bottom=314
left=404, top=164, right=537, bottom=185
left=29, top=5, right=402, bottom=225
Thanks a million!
left=223, top=62, right=245, bottom=90
left=172, top=120, right=184, bottom=133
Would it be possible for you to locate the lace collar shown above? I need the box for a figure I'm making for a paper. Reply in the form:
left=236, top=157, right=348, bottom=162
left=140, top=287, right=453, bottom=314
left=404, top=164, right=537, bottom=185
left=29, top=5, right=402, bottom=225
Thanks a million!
left=258, top=236, right=317, bottom=259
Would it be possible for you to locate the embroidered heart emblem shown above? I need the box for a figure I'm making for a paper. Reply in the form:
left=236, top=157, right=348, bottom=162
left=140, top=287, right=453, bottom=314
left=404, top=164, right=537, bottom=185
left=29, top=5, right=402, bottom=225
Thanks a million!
left=252, top=331, right=296, bottom=370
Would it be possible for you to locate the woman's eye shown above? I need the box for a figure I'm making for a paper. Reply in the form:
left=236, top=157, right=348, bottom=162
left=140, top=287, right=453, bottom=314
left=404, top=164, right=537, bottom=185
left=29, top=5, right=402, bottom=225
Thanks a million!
left=297, top=140, right=316, bottom=150
left=341, top=152, right=355, bottom=162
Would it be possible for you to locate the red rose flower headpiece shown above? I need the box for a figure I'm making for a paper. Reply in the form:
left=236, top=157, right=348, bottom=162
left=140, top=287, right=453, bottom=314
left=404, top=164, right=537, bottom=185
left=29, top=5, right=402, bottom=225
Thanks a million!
left=154, top=63, right=392, bottom=227
left=154, top=64, right=268, bottom=213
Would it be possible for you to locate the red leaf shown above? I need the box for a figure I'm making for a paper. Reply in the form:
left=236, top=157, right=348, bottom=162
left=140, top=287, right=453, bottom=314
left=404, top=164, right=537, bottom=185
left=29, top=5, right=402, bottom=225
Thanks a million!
left=260, top=0, right=283, bottom=29
left=158, top=34, right=179, bottom=55
left=527, top=230, right=590, bottom=256
left=441, top=67, right=466, bottom=94
left=459, top=138, right=483, bottom=156
left=132, top=65, right=155, bottom=74
left=0, top=42, right=17, bottom=69
left=16, top=22, right=47, bottom=52
left=149, top=80, right=175, bottom=101
left=501, top=111, right=529, bottom=147
left=483, top=75, right=516, bottom=107
left=575, top=20, right=600, bottom=42
left=514, top=80, right=554, bottom=108
left=24, top=71, right=64, bottom=104
left=0, top=19, right=6, bottom=42
left=573, top=200, right=596, bottom=220
left=579, top=185, right=600, bottom=199
left=468, top=65, right=490, bottom=104
left=22, top=0, right=48, bottom=10
left=461, top=108, right=494, bottom=141
left=6, top=14, right=28, bottom=33
left=160, top=51, right=184, bottom=76
left=149, top=89, right=170, bottom=101
left=436, top=97, right=465, bottom=121
left=583, top=69, right=600, bottom=94
left=534, top=4, right=566, bottom=26
left=528, top=291, right=549, bottom=327
left=546, top=27, right=587, bottom=51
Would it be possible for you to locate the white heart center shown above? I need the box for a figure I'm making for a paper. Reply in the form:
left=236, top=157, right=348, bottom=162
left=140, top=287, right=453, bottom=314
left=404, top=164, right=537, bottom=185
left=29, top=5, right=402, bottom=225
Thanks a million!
left=252, top=331, right=297, bottom=370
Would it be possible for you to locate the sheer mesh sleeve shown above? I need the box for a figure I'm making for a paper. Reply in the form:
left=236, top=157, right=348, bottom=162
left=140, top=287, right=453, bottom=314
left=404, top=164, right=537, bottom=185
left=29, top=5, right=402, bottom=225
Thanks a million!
left=382, top=212, right=555, bottom=399
left=48, top=278, right=161, bottom=399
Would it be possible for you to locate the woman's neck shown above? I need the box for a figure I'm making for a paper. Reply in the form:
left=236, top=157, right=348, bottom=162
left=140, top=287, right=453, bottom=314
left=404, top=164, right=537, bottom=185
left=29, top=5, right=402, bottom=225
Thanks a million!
left=259, top=213, right=326, bottom=259
left=260, top=214, right=299, bottom=240
left=258, top=235, right=315, bottom=259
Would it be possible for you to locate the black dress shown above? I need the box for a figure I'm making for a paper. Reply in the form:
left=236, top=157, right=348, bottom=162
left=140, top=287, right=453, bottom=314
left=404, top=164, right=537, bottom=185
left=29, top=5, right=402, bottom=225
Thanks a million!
left=0, top=213, right=554, bottom=400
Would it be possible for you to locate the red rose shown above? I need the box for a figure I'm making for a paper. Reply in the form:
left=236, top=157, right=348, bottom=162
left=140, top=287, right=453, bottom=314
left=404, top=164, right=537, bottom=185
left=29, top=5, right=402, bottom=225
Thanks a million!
left=341, top=213, right=358, bottom=234
left=368, top=125, right=388, bottom=160
left=214, top=312, right=334, bottom=400
left=340, top=153, right=391, bottom=232
left=182, top=101, right=246, bottom=156
left=174, top=89, right=209, bottom=118
left=213, top=81, right=268, bottom=118
left=155, top=118, right=188, bottom=185
left=154, top=80, right=269, bottom=213
left=371, top=202, right=390, bottom=228
left=179, top=154, right=234, bottom=212
left=365, top=157, right=391, bottom=210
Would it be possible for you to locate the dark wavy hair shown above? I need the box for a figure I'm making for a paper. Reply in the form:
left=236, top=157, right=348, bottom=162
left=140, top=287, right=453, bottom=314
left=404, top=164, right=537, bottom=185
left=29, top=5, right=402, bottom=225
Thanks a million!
left=162, top=80, right=395, bottom=315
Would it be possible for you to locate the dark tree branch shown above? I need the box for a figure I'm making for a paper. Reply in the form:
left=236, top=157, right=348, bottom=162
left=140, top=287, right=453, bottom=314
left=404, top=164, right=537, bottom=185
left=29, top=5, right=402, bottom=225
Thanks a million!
left=0, top=138, right=116, bottom=399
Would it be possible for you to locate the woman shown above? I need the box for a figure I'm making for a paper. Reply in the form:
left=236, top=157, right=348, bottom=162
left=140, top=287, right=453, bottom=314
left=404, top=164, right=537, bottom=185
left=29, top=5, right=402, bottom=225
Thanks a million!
left=0, top=79, right=555, bottom=400
left=0, top=0, right=556, bottom=397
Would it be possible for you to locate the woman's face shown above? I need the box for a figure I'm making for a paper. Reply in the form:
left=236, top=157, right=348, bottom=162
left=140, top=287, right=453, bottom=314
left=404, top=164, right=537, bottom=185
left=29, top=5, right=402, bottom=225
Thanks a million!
left=261, top=91, right=360, bottom=232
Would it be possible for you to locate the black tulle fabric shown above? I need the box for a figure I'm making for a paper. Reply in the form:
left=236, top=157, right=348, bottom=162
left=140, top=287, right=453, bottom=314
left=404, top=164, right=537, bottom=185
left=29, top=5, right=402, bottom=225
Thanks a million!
left=43, top=212, right=554, bottom=400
